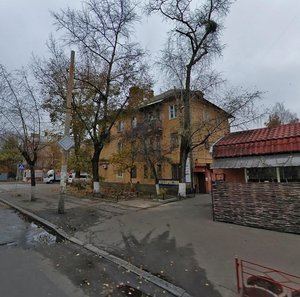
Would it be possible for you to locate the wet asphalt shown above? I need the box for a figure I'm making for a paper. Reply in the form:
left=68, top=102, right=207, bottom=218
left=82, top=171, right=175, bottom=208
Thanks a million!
left=0, top=202, right=175, bottom=297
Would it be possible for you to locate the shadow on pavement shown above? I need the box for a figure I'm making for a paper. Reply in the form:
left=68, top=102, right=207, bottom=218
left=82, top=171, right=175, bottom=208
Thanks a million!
left=119, top=229, right=222, bottom=297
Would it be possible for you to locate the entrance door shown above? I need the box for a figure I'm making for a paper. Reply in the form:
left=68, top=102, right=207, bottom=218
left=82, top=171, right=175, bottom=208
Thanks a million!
left=196, top=172, right=206, bottom=193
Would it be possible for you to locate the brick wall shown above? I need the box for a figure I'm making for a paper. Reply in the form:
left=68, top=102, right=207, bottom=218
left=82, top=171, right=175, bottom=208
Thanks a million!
left=212, top=182, right=300, bottom=234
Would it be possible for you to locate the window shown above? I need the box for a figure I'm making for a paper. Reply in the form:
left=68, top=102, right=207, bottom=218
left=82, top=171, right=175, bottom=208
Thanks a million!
left=150, top=167, right=155, bottom=179
left=117, top=170, right=123, bottom=178
left=203, top=109, right=210, bottom=122
left=279, top=167, right=300, bottom=182
left=117, top=121, right=124, bottom=132
left=247, top=167, right=277, bottom=182
left=171, top=164, right=180, bottom=180
left=130, top=166, right=137, bottom=179
left=117, top=142, right=123, bottom=153
left=170, top=133, right=179, bottom=148
left=147, top=110, right=159, bottom=122
left=247, top=167, right=300, bottom=183
left=157, top=164, right=162, bottom=179
left=144, top=165, right=148, bottom=178
left=131, top=117, right=137, bottom=128
left=169, top=105, right=177, bottom=119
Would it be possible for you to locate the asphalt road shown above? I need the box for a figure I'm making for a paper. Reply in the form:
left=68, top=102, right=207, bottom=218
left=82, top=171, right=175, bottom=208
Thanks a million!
left=0, top=182, right=30, bottom=192
left=0, top=203, right=88, bottom=297
left=0, top=202, right=175, bottom=297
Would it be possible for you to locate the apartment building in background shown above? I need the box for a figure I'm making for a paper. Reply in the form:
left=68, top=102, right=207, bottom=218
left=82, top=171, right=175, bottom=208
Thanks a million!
left=100, top=87, right=230, bottom=193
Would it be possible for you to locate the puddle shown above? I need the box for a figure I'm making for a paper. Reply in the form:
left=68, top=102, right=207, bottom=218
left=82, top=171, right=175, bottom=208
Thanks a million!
left=24, top=222, right=58, bottom=247
left=0, top=207, right=60, bottom=248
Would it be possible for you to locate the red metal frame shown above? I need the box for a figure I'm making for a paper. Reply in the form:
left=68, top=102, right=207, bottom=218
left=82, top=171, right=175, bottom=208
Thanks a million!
left=235, top=258, right=300, bottom=297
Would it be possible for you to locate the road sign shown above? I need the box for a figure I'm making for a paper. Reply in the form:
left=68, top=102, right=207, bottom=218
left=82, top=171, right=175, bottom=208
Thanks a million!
left=18, top=164, right=25, bottom=171
left=58, top=135, right=75, bottom=151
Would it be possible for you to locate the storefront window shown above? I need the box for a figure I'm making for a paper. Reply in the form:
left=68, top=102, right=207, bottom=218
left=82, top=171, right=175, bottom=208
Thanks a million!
left=247, top=166, right=300, bottom=182
left=247, top=167, right=277, bottom=182
left=279, top=167, right=300, bottom=182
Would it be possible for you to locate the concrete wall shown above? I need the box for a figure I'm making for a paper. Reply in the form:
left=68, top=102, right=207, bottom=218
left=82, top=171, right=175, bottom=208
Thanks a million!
left=212, top=181, right=300, bottom=234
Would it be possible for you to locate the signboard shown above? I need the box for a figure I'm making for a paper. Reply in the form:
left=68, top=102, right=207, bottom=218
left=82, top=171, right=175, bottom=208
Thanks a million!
left=185, top=157, right=191, bottom=183
left=58, top=135, right=75, bottom=151
left=158, top=179, right=179, bottom=186
left=18, top=164, right=25, bottom=171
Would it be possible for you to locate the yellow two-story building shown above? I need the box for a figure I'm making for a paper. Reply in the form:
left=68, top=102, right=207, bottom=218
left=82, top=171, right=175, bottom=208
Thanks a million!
left=100, top=88, right=230, bottom=193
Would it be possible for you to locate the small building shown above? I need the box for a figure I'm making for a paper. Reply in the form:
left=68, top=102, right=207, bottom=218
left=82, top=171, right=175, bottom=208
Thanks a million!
left=211, top=122, right=300, bottom=234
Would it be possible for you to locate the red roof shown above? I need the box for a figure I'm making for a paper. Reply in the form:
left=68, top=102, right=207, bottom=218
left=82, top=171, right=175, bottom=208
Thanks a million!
left=213, top=122, right=300, bottom=158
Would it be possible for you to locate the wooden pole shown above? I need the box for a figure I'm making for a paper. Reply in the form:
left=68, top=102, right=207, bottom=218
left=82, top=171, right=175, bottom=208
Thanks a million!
left=58, top=50, right=75, bottom=214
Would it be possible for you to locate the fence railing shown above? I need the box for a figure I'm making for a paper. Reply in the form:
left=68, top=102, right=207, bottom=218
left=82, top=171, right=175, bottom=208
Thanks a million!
left=235, top=258, right=300, bottom=297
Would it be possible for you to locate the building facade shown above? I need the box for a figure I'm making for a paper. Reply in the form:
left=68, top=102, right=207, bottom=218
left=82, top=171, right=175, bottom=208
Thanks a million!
left=211, top=122, right=300, bottom=233
left=99, top=88, right=230, bottom=193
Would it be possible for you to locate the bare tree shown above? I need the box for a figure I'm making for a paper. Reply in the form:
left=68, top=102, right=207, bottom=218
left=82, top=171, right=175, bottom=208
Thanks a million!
left=0, top=65, right=45, bottom=201
left=52, top=0, right=150, bottom=193
left=264, top=102, right=299, bottom=128
left=147, top=0, right=262, bottom=196
left=146, top=0, right=229, bottom=195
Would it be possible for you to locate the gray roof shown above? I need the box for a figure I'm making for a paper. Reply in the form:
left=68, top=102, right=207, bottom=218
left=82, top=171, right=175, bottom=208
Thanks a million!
left=211, top=153, right=300, bottom=169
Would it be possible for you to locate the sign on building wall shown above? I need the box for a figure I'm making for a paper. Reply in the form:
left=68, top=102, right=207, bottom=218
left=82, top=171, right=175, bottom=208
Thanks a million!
left=158, top=179, right=179, bottom=186
left=185, top=157, right=191, bottom=183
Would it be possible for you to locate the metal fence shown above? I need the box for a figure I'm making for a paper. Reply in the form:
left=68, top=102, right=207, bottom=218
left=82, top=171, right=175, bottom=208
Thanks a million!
left=235, top=258, right=300, bottom=297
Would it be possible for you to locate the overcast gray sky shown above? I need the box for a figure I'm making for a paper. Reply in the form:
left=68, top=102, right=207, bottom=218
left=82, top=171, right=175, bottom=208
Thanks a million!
left=1, top=0, right=300, bottom=123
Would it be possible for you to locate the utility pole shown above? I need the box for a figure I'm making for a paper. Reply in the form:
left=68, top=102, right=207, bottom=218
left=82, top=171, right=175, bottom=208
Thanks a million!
left=58, top=50, right=75, bottom=214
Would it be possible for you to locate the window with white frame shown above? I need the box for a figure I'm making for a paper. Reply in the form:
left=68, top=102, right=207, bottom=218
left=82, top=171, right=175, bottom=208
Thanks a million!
left=170, top=132, right=179, bottom=148
left=169, top=105, right=177, bottom=119
left=117, top=142, right=123, bottom=153
left=131, top=117, right=137, bottom=128
left=117, top=121, right=124, bottom=132
left=117, top=170, right=123, bottom=178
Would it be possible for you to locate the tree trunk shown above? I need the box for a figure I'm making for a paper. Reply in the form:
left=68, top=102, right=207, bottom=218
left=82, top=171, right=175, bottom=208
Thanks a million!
left=178, top=69, right=192, bottom=197
left=29, top=165, right=37, bottom=201
left=91, top=144, right=102, bottom=193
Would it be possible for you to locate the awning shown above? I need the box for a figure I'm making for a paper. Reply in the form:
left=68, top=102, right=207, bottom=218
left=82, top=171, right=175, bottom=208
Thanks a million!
left=211, top=153, right=300, bottom=169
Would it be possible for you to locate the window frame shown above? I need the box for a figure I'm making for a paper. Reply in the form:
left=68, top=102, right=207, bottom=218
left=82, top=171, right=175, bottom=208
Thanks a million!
left=169, top=105, right=177, bottom=119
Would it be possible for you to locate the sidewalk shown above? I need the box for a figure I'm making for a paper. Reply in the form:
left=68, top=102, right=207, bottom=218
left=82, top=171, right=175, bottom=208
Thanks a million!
left=1, top=183, right=300, bottom=297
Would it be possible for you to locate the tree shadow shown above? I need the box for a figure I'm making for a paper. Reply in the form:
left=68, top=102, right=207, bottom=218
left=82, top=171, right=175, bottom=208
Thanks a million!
left=119, top=229, right=222, bottom=297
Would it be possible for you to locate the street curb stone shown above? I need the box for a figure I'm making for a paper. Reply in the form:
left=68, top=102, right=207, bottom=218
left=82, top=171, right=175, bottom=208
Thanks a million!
left=0, top=197, right=193, bottom=297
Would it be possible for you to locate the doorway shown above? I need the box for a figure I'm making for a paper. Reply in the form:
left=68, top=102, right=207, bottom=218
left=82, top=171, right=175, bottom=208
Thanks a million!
left=195, top=172, right=206, bottom=193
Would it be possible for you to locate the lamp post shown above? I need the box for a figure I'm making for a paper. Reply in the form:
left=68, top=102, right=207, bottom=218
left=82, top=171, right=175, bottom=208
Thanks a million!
left=58, top=50, right=75, bottom=214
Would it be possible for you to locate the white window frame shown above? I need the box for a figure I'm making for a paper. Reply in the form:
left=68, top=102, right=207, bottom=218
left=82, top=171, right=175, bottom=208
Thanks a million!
left=117, top=170, right=123, bottom=178
left=169, top=105, right=177, bottom=119
left=117, top=121, right=124, bottom=132
left=132, top=117, right=137, bottom=128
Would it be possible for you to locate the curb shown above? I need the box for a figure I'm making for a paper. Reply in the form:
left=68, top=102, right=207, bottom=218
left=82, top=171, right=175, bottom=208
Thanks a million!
left=0, top=198, right=193, bottom=297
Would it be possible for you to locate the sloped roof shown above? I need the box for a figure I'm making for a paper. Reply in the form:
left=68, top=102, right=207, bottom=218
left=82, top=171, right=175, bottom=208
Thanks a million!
left=141, top=89, right=229, bottom=115
left=213, top=122, right=300, bottom=158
